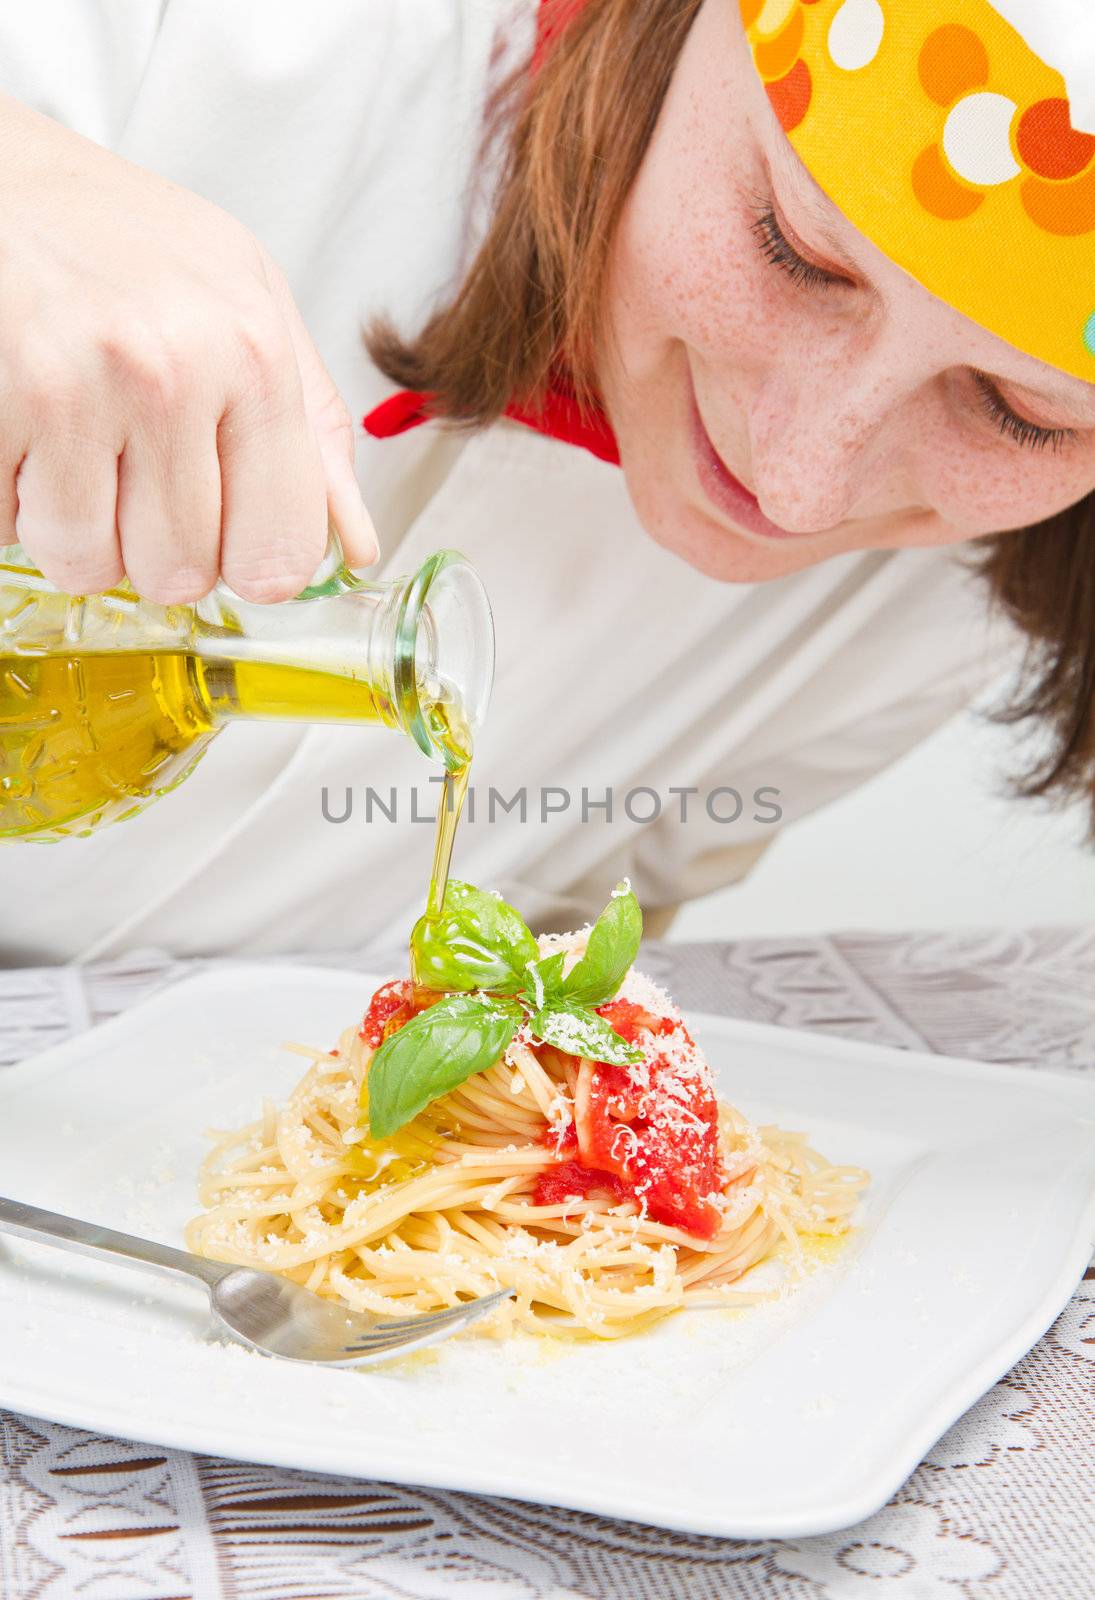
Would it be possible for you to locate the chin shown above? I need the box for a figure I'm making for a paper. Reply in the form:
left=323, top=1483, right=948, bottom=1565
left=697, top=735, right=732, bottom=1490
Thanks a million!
left=618, top=459, right=833, bottom=583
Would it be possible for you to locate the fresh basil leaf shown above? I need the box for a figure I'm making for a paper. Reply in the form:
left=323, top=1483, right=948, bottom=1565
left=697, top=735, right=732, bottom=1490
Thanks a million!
left=365, top=995, right=518, bottom=1138
left=523, top=949, right=567, bottom=1008
left=560, top=881, right=643, bottom=1007
left=410, top=881, right=539, bottom=994
left=529, top=1004, right=643, bottom=1066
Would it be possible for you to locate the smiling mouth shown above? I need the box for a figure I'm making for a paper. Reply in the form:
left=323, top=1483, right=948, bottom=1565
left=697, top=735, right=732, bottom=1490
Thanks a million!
left=688, top=391, right=816, bottom=542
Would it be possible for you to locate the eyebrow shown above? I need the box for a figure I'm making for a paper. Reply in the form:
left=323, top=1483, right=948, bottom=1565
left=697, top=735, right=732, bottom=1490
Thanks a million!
left=768, top=136, right=853, bottom=255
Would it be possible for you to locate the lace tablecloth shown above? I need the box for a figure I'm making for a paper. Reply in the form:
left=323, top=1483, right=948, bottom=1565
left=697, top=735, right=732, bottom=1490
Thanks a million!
left=1, top=928, right=1092, bottom=1600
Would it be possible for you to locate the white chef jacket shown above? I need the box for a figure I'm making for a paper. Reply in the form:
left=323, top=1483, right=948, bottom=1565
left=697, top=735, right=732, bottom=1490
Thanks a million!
left=0, top=1, right=1012, bottom=963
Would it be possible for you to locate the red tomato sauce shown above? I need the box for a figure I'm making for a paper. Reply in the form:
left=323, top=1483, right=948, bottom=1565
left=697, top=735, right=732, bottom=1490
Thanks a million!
left=362, top=980, right=725, bottom=1239
left=359, top=980, right=439, bottom=1047
left=534, top=999, right=724, bottom=1239
left=535, top=1159, right=628, bottom=1207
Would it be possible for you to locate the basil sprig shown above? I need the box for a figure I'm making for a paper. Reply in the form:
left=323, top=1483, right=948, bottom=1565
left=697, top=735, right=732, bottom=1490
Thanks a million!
left=365, top=995, right=521, bottom=1139
left=528, top=1004, right=640, bottom=1067
left=366, top=881, right=643, bottom=1139
left=557, top=880, right=644, bottom=1006
left=522, top=950, right=567, bottom=1007
left=409, top=880, right=539, bottom=994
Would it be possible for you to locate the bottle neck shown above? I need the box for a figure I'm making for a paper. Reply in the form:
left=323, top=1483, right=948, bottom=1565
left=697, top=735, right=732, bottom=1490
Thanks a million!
left=192, top=549, right=484, bottom=771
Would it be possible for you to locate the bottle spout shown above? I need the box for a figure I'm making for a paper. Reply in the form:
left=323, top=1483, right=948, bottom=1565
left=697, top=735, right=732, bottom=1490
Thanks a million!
left=258, top=533, right=493, bottom=768
left=393, top=550, right=494, bottom=769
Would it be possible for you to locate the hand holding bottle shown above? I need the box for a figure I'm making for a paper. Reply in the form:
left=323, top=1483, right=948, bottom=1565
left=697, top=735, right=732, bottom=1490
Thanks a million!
left=0, top=91, right=377, bottom=603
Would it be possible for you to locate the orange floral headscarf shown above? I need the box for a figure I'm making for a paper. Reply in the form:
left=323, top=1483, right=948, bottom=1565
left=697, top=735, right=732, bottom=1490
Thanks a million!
left=740, top=0, right=1095, bottom=381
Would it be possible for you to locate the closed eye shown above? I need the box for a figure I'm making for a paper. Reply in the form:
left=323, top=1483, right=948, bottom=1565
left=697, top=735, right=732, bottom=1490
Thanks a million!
left=971, top=371, right=1077, bottom=454
left=748, top=199, right=850, bottom=291
left=750, top=194, right=1079, bottom=455
left=752, top=199, right=1075, bottom=454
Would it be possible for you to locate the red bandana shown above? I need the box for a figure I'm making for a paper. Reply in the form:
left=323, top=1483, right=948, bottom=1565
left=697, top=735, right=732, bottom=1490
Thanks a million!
left=362, top=382, right=619, bottom=466
left=361, top=0, right=619, bottom=468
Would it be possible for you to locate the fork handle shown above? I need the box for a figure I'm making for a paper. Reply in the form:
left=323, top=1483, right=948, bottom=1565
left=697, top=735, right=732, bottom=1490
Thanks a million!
left=0, top=1195, right=224, bottom=1288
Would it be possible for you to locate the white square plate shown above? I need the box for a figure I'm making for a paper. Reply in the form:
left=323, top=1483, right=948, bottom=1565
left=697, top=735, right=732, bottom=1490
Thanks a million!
left=0, top=965, right=1092, bottom=1539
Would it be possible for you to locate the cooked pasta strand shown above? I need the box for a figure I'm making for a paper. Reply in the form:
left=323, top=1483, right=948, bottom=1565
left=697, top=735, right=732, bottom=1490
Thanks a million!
left=188, top=1004, right=868, bottom=1337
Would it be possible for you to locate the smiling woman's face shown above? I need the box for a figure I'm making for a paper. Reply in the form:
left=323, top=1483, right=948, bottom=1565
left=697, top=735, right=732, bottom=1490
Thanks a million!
left=600, top=0, right=1095, bottom=582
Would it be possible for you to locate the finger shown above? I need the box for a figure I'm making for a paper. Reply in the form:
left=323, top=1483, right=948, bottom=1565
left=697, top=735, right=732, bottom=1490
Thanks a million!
left=116, top=417, right=222, bottom=604
left=268, top=274, right=379, bottom=567
left=217, top=338, right=329, bottom=603
left=0, top=461, right=19, bottom=546
left=14, top=439, right=122, bottom=592
left=317, top=401, right=380, bottom=570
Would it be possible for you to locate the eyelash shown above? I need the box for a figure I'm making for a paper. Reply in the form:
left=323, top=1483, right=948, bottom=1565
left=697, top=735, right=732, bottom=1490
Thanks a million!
left=749, top=199, right=1077, bottom=454
left=749, top=202, right=845, bottom=290
left=970, top=371, right=1075, bottom=454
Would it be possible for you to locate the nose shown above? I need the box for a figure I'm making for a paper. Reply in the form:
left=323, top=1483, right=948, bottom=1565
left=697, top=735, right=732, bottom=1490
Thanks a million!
left=744, top=349, right=908, bottom=534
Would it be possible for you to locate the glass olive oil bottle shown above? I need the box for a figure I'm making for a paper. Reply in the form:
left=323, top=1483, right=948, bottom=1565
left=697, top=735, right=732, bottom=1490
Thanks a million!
left=0, top=542, right=492, bottom=844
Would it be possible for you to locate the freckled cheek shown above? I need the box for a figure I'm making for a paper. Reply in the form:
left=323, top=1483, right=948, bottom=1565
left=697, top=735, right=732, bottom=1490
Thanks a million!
left=611, top=112, right=774, bottom=365
left=920, top=433, right=1095, bottom=534
left=612, top=195, right=776, bottom=371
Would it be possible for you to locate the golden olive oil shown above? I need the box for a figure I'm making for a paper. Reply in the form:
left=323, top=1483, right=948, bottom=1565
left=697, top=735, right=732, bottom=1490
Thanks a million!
left=1, top=542, right=491, bottom=854
left=346, top=1095, right=461, bottom=1195
left=410, top=698, right=472, bottom=981
left=0, top=649, right=401, bottom=842
left=426, top=762, right=471, bottom=917
left=2, top=642, right=475, bottom=982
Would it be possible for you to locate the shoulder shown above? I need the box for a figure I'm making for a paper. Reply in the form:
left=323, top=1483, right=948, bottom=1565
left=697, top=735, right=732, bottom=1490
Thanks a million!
left=0, top=1, right=537, bottom=150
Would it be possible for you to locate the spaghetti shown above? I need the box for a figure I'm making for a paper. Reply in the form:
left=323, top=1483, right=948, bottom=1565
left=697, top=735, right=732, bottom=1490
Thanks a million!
left=188, top=939, right=868, bottom=1339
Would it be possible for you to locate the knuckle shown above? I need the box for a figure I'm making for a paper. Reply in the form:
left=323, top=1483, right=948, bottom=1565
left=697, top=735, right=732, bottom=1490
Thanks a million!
left=76, top=563, right=125, bottom=596
left=232, top=315, right=287, bottom=388
left=131, top=565, right=217, bottom=605
left=227, top=571, right=300, bottom=604
left=222, top=540, right=312, bottom=603
left=16, top=346, right=75, bottom=424
left=251, top=246, right=290, bottom=303
left=99, top=323, right=188, bottom=412
left=316, top=392, right=356, bottom=453
left=27, top=542, right=123, bottom=596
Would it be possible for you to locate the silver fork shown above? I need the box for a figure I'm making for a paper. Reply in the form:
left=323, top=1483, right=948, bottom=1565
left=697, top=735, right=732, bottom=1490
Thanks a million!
left=0, top=1195, right=512, bottom=1365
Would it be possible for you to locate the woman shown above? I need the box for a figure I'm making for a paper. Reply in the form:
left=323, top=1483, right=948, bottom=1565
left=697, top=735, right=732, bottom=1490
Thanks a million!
left=0, top=0, right=1091, bottom=960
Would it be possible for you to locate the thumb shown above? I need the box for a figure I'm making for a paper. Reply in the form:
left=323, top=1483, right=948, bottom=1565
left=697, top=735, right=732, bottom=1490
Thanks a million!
left=270, top=272, right=380, bottom=568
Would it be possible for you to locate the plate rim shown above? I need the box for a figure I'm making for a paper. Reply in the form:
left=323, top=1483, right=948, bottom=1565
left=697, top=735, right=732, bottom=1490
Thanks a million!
left=6, top=959, right=1093, bottom=1112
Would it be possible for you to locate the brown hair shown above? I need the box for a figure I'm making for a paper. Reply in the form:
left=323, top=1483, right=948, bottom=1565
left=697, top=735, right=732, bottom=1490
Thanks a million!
left=368, top=0, right=1095, bottom=828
